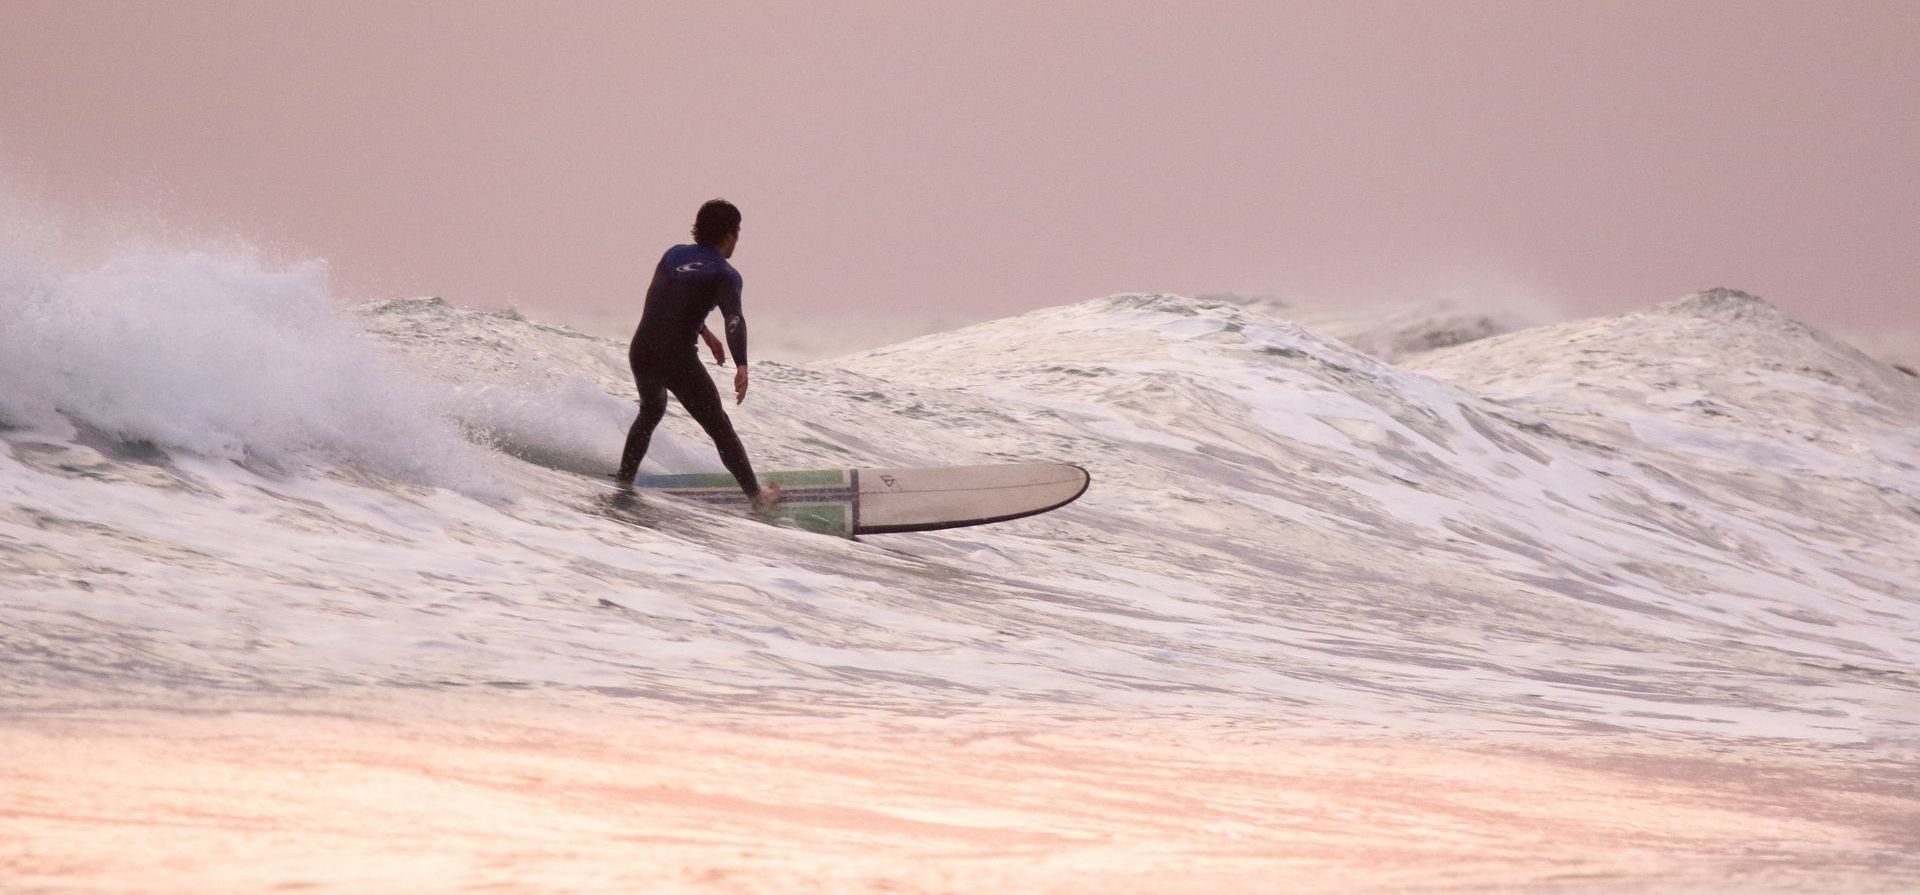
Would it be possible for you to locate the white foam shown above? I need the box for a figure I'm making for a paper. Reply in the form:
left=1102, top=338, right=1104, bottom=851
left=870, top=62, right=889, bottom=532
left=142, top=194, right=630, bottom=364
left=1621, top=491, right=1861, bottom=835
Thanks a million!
left=0, top=243, right=500, bottom=490
left=3, top=281, right=1918, bottom=749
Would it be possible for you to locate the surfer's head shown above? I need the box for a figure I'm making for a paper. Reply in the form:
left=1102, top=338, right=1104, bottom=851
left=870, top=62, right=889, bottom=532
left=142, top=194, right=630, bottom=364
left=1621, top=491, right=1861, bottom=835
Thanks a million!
left=692, top=199, right=741, bottom=256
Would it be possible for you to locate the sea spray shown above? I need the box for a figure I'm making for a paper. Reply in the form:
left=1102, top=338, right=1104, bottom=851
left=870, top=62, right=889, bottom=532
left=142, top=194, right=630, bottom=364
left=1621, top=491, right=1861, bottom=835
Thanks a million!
left=0, top=242, right=501, bottom=491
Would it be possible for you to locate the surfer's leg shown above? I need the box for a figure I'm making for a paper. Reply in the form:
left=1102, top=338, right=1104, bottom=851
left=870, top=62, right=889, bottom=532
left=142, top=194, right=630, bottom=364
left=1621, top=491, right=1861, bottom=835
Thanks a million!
left=663, top=363, right=764, bottom=499
left=616, top=380, right=669, bottom=484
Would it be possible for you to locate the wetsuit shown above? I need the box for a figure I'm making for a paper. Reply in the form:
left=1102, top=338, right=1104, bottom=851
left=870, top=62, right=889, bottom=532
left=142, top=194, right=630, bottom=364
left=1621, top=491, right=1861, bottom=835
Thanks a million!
left=616, top=243, right=760, bottom=495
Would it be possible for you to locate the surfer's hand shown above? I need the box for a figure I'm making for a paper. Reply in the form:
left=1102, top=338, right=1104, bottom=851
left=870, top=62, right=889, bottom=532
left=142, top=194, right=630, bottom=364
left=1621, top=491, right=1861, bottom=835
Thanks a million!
left=734, top=365, right=750, bottom=404
left=701, top=328, right=726, bottom=365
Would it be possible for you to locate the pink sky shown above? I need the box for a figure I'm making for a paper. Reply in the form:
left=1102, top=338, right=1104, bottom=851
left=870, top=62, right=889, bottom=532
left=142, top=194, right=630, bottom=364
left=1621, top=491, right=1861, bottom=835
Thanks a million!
left=2, top=1, right=1915, bottom=340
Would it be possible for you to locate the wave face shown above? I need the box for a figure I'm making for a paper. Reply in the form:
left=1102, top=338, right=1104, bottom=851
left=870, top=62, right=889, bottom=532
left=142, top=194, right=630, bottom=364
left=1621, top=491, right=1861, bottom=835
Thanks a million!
left=5, top=235, right=1917, bottom=752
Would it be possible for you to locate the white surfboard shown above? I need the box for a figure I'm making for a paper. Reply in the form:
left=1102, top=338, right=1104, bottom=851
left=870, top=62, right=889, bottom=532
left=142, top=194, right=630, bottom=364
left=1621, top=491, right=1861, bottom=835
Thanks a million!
left=630, top=463, right=1089, bottom=537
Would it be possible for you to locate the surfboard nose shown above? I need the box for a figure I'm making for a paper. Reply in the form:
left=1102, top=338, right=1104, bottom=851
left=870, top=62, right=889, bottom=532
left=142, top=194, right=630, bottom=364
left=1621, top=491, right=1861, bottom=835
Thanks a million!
left=856, top=463, right=1090, bottom=535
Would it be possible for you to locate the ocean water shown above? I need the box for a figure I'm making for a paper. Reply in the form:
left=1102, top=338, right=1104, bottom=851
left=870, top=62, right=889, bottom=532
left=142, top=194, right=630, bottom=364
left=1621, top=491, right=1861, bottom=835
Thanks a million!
left=3, top=241, right=1917, bottom=893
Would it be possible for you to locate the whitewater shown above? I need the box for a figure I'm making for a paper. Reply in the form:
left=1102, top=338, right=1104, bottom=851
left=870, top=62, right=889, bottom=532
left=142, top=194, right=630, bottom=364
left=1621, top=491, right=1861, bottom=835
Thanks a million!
left=2, top=244, right=1917, bottom=894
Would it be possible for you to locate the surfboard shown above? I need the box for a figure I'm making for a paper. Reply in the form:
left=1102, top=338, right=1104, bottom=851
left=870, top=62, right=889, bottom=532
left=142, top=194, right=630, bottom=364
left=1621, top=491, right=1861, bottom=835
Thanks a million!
left=629, top=463, right=1089, bottom=537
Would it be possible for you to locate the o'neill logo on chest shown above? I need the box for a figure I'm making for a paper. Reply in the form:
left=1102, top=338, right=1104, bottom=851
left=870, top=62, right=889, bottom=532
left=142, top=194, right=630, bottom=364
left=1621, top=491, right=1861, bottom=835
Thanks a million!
left=675, top=261, right=706, bottom=273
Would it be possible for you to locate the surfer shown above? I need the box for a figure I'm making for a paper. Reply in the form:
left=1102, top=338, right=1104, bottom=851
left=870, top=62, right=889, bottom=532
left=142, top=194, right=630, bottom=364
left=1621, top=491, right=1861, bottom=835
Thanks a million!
left=616, top=199, right=781, bottom=511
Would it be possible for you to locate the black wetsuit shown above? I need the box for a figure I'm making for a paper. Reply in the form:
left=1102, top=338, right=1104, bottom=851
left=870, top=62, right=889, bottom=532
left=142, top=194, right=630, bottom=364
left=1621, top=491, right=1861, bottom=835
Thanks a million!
left=616, top=243, right=760, bottom=495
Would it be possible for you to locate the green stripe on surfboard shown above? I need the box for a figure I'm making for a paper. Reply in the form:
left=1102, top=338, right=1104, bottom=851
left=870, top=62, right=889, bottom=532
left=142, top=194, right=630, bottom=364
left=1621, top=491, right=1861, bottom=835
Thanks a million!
left=774, top=503, right=852, bottom=537
left=629, top=469, right=854, bottom=537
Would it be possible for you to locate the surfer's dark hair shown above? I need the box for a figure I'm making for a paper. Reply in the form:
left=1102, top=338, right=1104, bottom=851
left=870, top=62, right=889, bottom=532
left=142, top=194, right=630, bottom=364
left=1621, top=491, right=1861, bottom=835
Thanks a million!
left=692, top=199, right=741, bottom=246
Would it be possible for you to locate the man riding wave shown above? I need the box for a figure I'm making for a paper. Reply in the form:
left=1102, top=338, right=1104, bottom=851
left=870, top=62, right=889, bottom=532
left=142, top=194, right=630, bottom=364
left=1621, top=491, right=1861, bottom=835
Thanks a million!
left=616, top=199, right=781, bottom=512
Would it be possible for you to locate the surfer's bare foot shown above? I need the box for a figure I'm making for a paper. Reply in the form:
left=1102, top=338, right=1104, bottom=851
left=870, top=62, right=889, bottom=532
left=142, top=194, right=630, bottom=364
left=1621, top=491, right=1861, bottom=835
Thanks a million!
left=750, top=483, right=783, bottom=513
left=612, top=473, right=634, bottom=490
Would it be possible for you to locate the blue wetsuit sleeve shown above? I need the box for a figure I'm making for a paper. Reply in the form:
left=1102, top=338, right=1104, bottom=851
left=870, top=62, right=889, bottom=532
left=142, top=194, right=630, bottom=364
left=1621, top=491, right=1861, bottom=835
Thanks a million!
left=717, top=267, right=748, bottom=365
